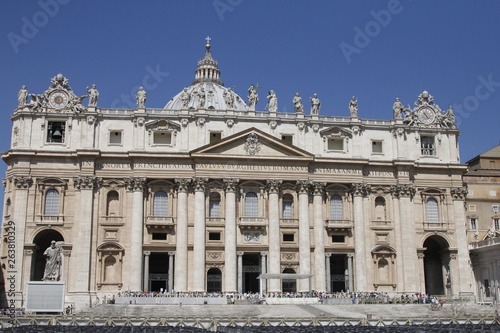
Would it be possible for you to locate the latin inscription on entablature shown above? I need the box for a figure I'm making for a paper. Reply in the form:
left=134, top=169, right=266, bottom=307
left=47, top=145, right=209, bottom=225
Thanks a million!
left=310, top=167, right=362, bottom=175
left=86, top=162, right=194, bottom=170
left=363, top=170, right=395, bottom=177
left=197, top=163, right=307, bottom=172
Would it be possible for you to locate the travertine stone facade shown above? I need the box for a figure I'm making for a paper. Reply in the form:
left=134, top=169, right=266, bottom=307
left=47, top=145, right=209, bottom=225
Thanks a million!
left=1, top=42, right=475, bottom=309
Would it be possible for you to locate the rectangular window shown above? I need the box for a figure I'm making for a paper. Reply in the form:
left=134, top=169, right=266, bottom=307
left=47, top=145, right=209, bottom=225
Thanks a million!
left=485, top=279, right=491, bottom=297
left=494, top=218, right=499, bottom=230
left=493, top=205, right=500, bottom=213
left=283, top=233, right=294, bottom=242
left=469, top=205, right=476, bottom=212
left=152, top=233, right=167, bottom=240
left=109, top=131, right=122, bottom=145
left=328, top=138, right=344, bottom=151
left=332, top=235, right=345, bottom=243
left=47, top=121, right=65, bottom=143
left=282, top=201, right=293, bottom=219
left=281, top=135, right=293, bottom=145
left=470, top=218, right=477, bottom=230
left=421, top=136, right=435, bottom=156
left=372, top=140, right=383, bottom=154
left=210, top=132, right=222, bottom=144
left=153, top=132, right=172, bottom=145
left=209, top=232, right=221, bottom=241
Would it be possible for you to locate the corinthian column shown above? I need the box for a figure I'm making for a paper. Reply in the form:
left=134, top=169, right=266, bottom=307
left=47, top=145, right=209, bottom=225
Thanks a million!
left=297, top=180, right=311, bottom=292
left=450, top=187, right=474, bottom=293
left=394, top=184, right=418, bottom=292
left=312, top=182, right=326, bottom=291
left=192, top=177, right=208, bottom=292
left=224, top=178, right=239, bottom=293
left=351, top=183, right=367, bottom=291
left=11, top=176, right=31, bottom=305
left=125, top=177, right=146, bottom=291
left=267, top=179, right=282, bottom=292
left=174, top=178, right=191, bottom=292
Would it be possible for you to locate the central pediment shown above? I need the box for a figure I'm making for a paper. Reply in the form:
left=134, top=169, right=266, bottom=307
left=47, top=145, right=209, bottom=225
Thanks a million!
left=191, top=127, right=314, bottom=161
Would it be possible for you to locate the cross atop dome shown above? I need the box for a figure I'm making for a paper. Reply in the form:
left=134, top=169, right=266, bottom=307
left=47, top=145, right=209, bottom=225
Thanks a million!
left=193, top=37, right=223, bottom=86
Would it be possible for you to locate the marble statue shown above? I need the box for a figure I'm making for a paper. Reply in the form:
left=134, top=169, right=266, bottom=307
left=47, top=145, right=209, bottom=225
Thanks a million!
left=349, top=96, right=358, bottom=117
left=441, top=106, right=456, bottom=128
left=247, top=85, right=259, bottom=111
left=198, top=87, right=206, bottom=108
left=136, top=87, right=146, bottom=108
left=224, top=88, right=235, bottom=109
left=292, top=93, right=304, bottom=113
left=42, top=240, right=62, bottom=281
left=17, top=85, right=28, bottom=108
left=180, top=88, right=190, bottom=108
left=266, top=90, right=278, bottom=112
left=86, top=84, right=99, bottom=107
left=309, top=93, right=321, bottom=115
left=487, top=226, right=496, bottom=239
left=393, top=98, right=404, bottom=119
left=70, top=95, right=88, bottom=113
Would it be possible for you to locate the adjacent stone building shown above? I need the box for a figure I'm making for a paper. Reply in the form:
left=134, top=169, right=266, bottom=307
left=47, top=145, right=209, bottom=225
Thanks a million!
left=1, top=41, right=475, bottom=308
left=466, top=145, right=500, bottom=302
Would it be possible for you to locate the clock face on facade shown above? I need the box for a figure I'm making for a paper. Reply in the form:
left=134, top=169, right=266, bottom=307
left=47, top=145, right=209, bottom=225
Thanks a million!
left=49, top=91, right=69, bottom=109
left=418, top=107, right=435, bottom=124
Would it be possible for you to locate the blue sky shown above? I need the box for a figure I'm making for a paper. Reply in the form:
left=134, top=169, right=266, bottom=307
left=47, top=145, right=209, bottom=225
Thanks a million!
left=0, top=1, right=499, bottom=171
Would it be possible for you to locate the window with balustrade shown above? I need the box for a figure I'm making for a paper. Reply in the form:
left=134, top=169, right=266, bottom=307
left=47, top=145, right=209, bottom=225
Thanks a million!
left=330, top=195, right=343, bottom=220
left=153, top=191, right=168, bottom=216
left=44, top=189, right=59, bottom=216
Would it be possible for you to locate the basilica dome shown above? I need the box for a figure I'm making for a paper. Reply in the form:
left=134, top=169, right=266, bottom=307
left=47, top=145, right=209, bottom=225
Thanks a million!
left=164, top=42, right=248, bottom=112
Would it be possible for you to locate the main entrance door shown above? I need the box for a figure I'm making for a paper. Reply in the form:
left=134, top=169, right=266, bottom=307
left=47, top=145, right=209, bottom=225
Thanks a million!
left=243, top=253, right=261, bottom=293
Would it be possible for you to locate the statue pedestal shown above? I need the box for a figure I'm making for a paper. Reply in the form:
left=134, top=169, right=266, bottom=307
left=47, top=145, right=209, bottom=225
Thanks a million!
left=26, top=281, right=65, bottom=313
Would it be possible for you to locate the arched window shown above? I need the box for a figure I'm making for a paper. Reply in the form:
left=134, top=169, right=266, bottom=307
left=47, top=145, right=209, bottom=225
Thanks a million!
left=426, top=198, right=439, bottom=223
left=330, top=195, right=343, bottom=220
left=106, top=191, right=119, bottom=216
left=207, top=267, right=222, bottom=292
left=153, top=191, right=168, bottom=216
left=282, top=194, right=293, bottom=219
left=374, top=196, right=386, bottom=220
left=209, top=192, right=221, bottom=217
left=244, top=192, right=258, bottom=217
left=44, top=189, right=59, bottom=216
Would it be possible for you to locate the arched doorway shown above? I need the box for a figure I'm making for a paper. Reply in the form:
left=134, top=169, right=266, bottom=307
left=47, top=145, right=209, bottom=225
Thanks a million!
left=207, top=268, right=222, bottom=292
left=32, top=229, right=64, bottom=281
left=282, top=268, right=296, bottom=293
left=423, top=236, right=451, bottom=296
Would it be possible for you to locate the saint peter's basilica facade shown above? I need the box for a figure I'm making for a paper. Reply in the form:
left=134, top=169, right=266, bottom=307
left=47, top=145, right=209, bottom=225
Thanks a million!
left=1, top=41, right=474, bottom=308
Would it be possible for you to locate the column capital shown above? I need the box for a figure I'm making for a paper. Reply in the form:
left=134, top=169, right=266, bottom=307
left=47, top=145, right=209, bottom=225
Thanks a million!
left=350, top=183, right=370, bottom=197
left=223, top=178, right=239, bottom=193
left=144, top=251, right=151, bottom=256
left=260, top=252, right=268, bottom=257
left=391, top=183, right=415, bottom=199
left=74, top=175, right=98, bottom=190
left=168, top=252, right=175, bottom=257
left=192, top=177, right=208, bottom=192
left=325, top=253, right=332, bottom=258
left=266, top=179, right=282, bottom=194
left=347, top=253, right=354, bottom=258
left=296, top=180, right=311, bottom=195
left=13, top=176, right=32, bottom=189
left=450, top=187, right=467, bottom=201
left=237, top=251, right=244, bottom=256
left=175, top=178, right=191, bottom=193
left=312, top=182, right=326, bottom=196
left=124, top=177, right=146, bottom=192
